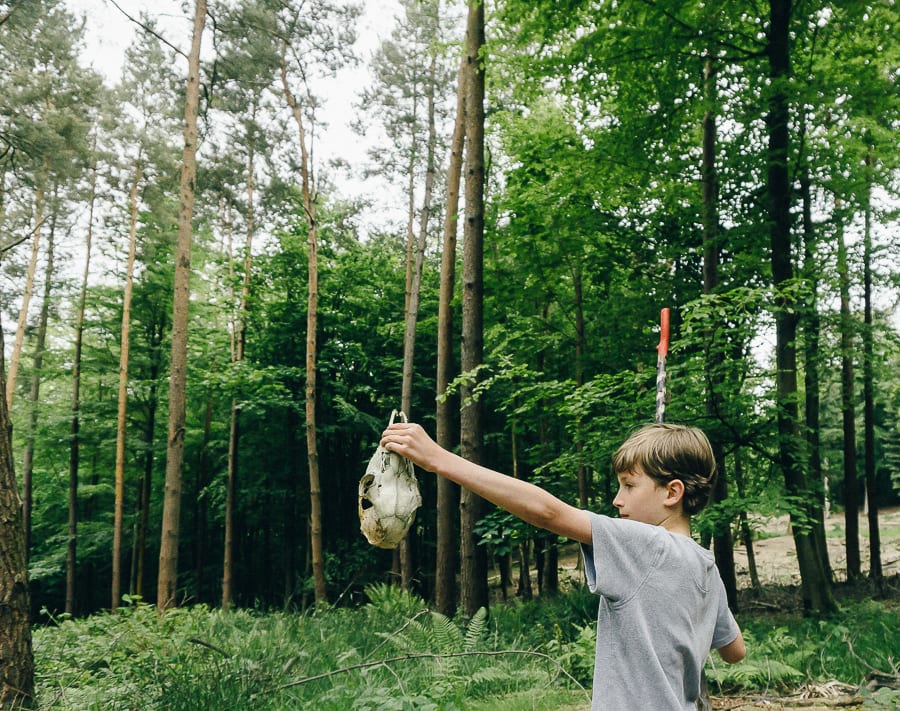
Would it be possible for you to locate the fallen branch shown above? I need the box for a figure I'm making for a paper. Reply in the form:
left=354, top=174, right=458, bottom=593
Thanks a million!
left=280, top=649, right=589, bottom=698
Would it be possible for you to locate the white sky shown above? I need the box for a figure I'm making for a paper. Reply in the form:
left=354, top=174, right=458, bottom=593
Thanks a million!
left=65, top=0, right=406, bottom=233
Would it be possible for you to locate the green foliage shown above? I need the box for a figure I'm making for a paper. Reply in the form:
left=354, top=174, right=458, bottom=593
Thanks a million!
left=33, top=588, right=584, bottom=710
left=707, top=600, right=900, bottom=694
left=32, top=590, right=900, bottom=709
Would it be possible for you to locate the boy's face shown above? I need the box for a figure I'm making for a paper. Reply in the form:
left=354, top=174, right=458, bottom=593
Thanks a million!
left=612, top=468, right=674, bottom=526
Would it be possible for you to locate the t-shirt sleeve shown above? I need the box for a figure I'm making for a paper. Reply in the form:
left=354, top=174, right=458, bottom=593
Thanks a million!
left=711, top=570, right=741, bottom=649
left=580, top=512, right=664, bottom=603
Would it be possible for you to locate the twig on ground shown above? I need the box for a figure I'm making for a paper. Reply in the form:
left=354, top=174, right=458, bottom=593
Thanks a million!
left=280, top=648, right=589, bottom=699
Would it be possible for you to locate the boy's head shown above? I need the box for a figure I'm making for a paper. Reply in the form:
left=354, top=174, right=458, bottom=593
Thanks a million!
left=612, top=423, right=716, bottom=516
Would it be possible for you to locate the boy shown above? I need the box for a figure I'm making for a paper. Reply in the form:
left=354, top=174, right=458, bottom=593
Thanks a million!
left=381, top=421, right=745, bottom=710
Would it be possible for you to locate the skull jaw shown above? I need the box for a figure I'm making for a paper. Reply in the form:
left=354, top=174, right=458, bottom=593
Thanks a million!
left=359, top=507, right=418, bottom=549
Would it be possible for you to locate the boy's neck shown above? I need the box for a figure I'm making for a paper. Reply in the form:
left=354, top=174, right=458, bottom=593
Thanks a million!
left=658, top=513, right=692, bottom=537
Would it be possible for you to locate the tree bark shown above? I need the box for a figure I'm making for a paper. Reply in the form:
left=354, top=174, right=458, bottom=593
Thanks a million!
left=67, top=156, right=95, bottom=600
left=22, top=188, right=56, bottom=565
left=766, top=0, right=835, bottom=614
left=799, top=138, right=832, bottom=583
left=0, top=320, right=35, bottom=708
left=434, top=57, right=465, bottom=617
left=113, top=161, right=141, bottom=611
left=459, top=0, right=488, bottom=617
left=280, top=51, right=327, bottom=606
left=836, top=213, right=860, bottom=581
left=861, top=147, right=882, bottom=585
left=399, top=49, right=438, bottom=590
left=157, top=0, right=206, bottom=614
left=6, top=167, right=46, bottom=410
left=223, top=139, right=256, bottom=610
left=700, top=58, right=737, bottom=609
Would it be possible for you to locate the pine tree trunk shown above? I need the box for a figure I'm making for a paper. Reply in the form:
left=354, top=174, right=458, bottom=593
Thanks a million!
left=158, top=0, right=206, bottom=613
left=280, top=52, right=327, bottom=606
left=400, top=50, right=439, bottom=590
left=459, top=0, right=488, bottom=617
left=0, top=322, right=35, bottom=708
left=132, top=336, right=161, bottom=599
left=223, top=142, right=256, bottom=610
left=113, top=162, right=141, bottom=611
left=767, top=0, right=835, bottom=614
left=434, top=57, right=465, bottom=617
left=21, top=192, right=56, bottom=564
left=68, top=157, right=95, bottom=601
left=7, top=170, right=46, bottom=410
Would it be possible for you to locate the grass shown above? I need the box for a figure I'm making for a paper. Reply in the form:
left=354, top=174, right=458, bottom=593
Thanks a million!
left=30, top=584, right=899, bottom=710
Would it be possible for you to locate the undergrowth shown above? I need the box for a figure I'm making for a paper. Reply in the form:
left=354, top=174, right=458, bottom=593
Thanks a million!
left=31, top=587, right=898, bottom=710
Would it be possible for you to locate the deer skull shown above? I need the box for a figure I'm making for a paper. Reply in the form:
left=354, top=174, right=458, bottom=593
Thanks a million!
left=358, top=411, right=422, bottom=549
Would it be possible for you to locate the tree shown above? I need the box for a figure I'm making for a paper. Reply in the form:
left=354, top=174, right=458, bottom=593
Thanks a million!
left=766, top=0, right=835, bottom=614
left=435, top=56, right=465, bottom=616
left=0, top=322, right=34, bottom=707
left=157, top=0, right=206, bottom=613
left=459, top=0, right=487, bottom=616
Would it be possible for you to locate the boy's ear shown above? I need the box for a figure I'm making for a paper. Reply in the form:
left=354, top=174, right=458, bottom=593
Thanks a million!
left=664, top=479, right=685, bottom=508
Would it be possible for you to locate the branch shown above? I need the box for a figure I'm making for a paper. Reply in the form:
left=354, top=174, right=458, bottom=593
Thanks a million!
left=279, top=649, right=589, bottom=696
left=0, top=219, right=46, bottom=258
left=105, top=0, right=188, bottom=60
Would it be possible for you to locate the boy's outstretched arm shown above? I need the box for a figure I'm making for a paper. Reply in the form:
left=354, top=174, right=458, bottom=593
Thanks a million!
left=382, top=422, right=592, bottom=545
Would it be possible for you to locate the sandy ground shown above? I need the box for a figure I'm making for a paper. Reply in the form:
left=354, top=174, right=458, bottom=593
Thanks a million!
left=732, top=507, right=900, bottom=589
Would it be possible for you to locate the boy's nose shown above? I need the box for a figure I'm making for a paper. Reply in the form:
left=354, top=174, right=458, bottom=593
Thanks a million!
left=612, top=493, right=623, bottom=509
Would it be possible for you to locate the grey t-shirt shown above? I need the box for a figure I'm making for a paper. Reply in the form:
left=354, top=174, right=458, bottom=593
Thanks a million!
left=581, top=513, right=739, bottom=711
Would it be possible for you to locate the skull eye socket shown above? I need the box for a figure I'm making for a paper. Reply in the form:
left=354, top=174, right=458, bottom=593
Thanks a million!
left=359, top=473, right=377, bottom=509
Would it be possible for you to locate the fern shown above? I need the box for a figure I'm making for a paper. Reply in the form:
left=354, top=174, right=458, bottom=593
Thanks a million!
left=463, top=607, right=488, bottom=653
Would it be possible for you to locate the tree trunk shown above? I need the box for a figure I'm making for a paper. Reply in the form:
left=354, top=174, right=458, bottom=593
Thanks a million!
left=223, top=142, right=256, bottom=610
left=799, top=140, right=832, bottom=583
left=6, top=169, right=46, bottom=410
left=67, top=156, right=95, bottom=599
left=280, top=51, right=327, bottom=606
left=573, top=262, right=587, bottom=510
left=459, top=0, right=488, bottom=617
left=0, top=321, right=35, bottom=708
left=733, top=450, right=761, bottom=593
left=861, top=147, right=882, bottom=585
left=157, top=0, right=206, bottom=614
left=399, top=50, right=438, bottom=590
left=132, top=330, right=162, bottom=599
left=21, top=188, right=56, bottom=564
left=766, top=0, right=835, bottom=614
left=113, top=161, right=141, bottom=611
left=700, top=57, right=737, bottom=609
left=836, top=213, right=860, bottom=581
left=434, top=57, right=465, bottom=617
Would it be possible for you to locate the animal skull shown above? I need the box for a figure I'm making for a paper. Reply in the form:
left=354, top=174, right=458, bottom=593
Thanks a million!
left=358, top=411, right=422, bottom=549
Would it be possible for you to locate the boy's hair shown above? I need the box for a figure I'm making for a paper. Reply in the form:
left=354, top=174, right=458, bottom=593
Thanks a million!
left=612, top=423, right=716, bottom=515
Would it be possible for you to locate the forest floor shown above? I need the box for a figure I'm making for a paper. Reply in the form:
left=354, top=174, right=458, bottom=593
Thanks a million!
left=492, top=506, right=900, bottom=710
